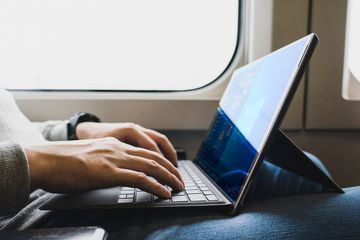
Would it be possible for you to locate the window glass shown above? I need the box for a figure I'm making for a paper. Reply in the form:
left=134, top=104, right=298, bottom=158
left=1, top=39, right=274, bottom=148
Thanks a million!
left=342, top=0, right=360, bottom=100
left=347, top=0, right=360, bottom=82
left=0, top=0, right=239, bottom=91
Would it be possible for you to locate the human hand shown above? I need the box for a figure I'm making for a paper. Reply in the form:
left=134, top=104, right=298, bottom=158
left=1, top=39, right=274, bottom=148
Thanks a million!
left=24, top=137, right=184, bottom=198
left=76, top=122, right=178, bottom=166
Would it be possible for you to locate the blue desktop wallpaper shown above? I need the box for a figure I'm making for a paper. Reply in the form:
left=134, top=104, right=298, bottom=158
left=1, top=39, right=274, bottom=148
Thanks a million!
left=195, top=108, right=257, bottom=201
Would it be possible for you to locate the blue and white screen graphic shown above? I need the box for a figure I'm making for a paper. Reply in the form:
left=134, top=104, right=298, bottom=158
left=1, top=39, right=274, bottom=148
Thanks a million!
left=195, top=37, right=309, bottom=201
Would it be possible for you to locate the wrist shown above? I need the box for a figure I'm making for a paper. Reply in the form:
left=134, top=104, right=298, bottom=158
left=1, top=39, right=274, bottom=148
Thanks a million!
left=76, top=122, right=98, bottom=140
left=67, top=112, right=101, bottom=140
left=23, top=146, right=46, bottom=190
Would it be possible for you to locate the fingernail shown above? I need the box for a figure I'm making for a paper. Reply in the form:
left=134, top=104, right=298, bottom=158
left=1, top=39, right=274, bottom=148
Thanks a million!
left=166, top=190, right=172, bottom=198
left=164, top=186, right=171, bottom=197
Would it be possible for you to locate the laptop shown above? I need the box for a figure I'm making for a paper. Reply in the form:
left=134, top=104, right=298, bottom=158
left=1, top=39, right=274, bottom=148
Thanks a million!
left=42, top=34, right=328, bottom=215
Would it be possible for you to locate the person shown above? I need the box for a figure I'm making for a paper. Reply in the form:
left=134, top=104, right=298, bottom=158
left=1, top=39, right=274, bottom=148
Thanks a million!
left=0, top=88, right=183, bottom=229
left=0, top=88, right=359, bottom=239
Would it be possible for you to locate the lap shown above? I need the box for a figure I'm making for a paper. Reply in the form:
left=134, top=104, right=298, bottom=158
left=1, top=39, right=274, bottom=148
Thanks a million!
left=39, top=156, right=360, bottom=239
left=141, top=187, right=360, bottom=240
left=41, top=187, right=360, bottom=240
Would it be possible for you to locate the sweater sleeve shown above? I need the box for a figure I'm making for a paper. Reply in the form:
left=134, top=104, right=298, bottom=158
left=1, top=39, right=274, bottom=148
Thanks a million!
left=32, top=120, right=69, bottom=141
left=0, top=141, right=30, bottom=215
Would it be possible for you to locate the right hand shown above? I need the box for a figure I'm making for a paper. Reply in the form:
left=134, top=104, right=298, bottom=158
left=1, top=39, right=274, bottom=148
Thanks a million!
left=23, top=137, right=184, bottom=199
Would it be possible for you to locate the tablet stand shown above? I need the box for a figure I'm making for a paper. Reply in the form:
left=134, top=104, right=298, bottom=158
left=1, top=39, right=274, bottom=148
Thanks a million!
left=265, top=130, right=344, bottom=193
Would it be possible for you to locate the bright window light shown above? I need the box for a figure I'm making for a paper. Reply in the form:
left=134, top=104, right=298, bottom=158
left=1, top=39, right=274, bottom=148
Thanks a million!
left=0, top=0, right=239, bottom=91
left=342, top=0, right=360, bottom=100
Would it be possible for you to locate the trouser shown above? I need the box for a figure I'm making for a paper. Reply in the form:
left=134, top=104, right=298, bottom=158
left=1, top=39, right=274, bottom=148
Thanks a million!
left=39, top=154, right=360, bottom=239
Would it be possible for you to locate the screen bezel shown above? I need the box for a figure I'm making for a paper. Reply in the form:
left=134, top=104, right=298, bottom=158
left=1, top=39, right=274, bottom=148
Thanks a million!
left=194, top=34, right=318, bottom=215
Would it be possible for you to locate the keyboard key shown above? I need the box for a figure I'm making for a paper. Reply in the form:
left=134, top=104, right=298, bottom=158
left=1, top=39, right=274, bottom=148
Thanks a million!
left=185, top=183, right=196, bottom=187
left=118, top=194, right=127, bottom=199
left=154, top=196, right=170, bottom=203
left=185, top=186, right=198, bottom=190
left=203, top=191, right=213, bottom=195
left=121, top=190, right=134, bottom=194
left=118, top=198, right=133, bottom=203
left=122, top=187, right=134, bottom=190
left=173, top=191, right=185, bottom=196
left=188, top=194, right=206, bottom=202
left=206, top=195, right=218, bottom=201
left=172, top=196, right=188, bottom=202
left=186, top=189, right=201, bottom=194
left=199, top=187, right=209, bottom=191
left=197, top=183, right=206, bottom=187
left=126, top=194, right=134, bottom=199
left=136, top=192, right=152, bottom=202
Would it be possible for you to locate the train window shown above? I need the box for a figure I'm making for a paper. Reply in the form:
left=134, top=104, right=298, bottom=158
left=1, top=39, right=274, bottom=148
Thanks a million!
left=0, top=0, right=240, bottom=91
left=342, top=0, right=360, bottom=100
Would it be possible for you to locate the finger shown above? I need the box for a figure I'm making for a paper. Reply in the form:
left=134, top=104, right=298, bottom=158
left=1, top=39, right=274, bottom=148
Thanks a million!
left=127, top=147, right=184, bottom=185
left=114, top=168, right=172, bottom=198
left=142, top=128, right=178, bottom=167
left=115, top=155, right=183, bottom=191
left=124, top=127, right=163, bottom=155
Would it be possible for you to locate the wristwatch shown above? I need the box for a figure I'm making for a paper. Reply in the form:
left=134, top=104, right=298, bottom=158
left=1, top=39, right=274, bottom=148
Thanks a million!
left=67, top=112, right=101, bottom=140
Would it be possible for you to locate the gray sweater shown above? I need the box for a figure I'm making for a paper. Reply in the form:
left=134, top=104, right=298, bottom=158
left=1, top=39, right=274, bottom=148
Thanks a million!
left=0, top=89, right=69, bottom=230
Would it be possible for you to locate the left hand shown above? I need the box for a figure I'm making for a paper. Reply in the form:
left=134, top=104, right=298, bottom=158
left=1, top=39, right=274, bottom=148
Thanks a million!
left=76, top=122, right=178, bottom=167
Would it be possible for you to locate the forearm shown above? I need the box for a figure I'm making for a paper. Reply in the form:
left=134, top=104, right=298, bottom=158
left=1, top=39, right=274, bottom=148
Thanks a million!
left=0, top=141, right=30, bottom=215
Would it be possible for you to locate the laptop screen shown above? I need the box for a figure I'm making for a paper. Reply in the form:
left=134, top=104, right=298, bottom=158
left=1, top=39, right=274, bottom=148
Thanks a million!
left=194, top=36, right=310, bottom=202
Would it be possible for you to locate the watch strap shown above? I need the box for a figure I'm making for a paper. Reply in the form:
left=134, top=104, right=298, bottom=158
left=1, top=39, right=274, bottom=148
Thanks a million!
left=67, top=112, right=101, bottom=140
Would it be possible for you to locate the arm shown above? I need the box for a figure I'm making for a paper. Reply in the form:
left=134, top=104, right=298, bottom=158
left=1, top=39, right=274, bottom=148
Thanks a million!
left=24, top=137, right=184, bottom=198
left=0, top=141, right=30, bottom=215
left=32, top=116, right=182, bottom=196
left=33, top=119, right=178, bottom=165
